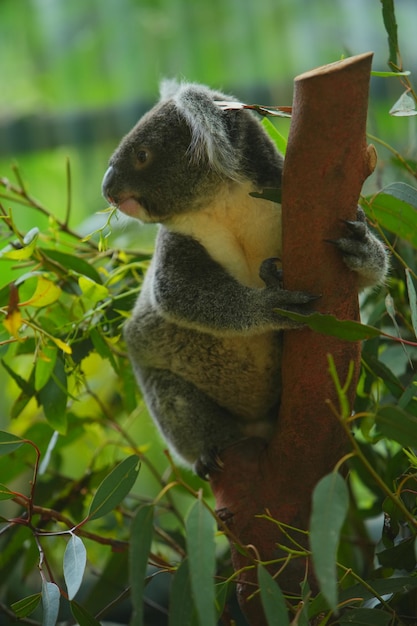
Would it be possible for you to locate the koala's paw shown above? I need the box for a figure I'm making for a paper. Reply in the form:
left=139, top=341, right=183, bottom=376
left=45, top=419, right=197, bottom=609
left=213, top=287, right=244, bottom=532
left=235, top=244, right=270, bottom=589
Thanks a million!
left=259, top=258, right=320, bottom=329
left=195, top=447, right=224, bottom=480
left=259, top=257, right=283, bottom=288
left=329, top=206, right=389, bottom=289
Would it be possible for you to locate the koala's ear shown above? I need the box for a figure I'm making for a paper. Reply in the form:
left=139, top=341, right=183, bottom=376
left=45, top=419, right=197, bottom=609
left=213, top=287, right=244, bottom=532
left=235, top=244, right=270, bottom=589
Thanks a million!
left=159, top=78, right=181, bottom=101
left=159, top=80, right=242, bottom=181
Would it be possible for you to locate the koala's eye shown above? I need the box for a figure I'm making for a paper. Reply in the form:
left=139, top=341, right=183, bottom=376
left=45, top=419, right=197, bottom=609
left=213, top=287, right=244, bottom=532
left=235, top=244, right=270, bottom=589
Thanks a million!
left=137, top=149, right=149, bottom=164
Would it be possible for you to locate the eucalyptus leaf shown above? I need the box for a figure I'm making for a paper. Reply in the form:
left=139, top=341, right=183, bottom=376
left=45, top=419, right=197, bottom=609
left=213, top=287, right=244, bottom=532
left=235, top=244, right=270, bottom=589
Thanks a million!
left=339, top=607, right=392, bottom=625
left=70, top=600, right=102, bottom=626
left=383, top=181, right=417, bottom=208
left=274, top=310, right=381, bottom=341
left=0, top=430, right=25, bottom=455
left=380, top=0, right=399, bottom=66
left=64, top=534, right=87, bottom=600
left=375, top=405, right=417, bottom=447
left=310, top=473, right=349, bottom=611
left=169, top=560, right=197, bottom=626
left=406, top=269, right=417, bottom=338
left=371, top=190, right=417, bottom=249
left=129, top=504, right=154, bottom=626
left=11, top=593, right=42, bottom=618
left=88, top=455, right=140, bottom=521
left=185, top=500, right=216, bottom=626
left=40, top=248, right=102, bottom=283
left=0, top=483, right=15, bottom=499
left=261, top=117, right=287, bottom=155
left=41, top=580, right=60, bottom=626
left=38, top=356, right=68, bottom=434
left=258, top=565, right=289, bottom=626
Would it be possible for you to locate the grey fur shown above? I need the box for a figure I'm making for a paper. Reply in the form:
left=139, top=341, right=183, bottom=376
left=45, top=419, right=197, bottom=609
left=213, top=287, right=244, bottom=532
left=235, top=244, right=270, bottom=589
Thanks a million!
left=102, top=80, right=389, bottom=477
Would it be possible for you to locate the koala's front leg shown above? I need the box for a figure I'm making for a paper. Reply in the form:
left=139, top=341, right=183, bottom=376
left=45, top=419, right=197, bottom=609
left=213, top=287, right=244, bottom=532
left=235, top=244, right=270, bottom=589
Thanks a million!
left=153, top=230, right=315, bottom=334
left=139, top=367, right=249, bottom=478
left=331, top=206, right=389, bottom=289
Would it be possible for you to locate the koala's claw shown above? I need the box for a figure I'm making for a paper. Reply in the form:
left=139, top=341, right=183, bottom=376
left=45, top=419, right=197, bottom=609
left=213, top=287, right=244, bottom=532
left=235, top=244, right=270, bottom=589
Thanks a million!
left=325, top=206, right=388, bottom=287
left=259, top=257, right=283, bottom=288
left=195, top=448, right=224, bottom=480
left=342, top=218, right=368, bottom=241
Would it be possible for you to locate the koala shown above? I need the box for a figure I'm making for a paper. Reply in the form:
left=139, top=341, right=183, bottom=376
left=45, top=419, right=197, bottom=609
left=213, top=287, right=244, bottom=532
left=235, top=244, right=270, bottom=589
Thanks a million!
left=102, top=80, right=388, bottom=478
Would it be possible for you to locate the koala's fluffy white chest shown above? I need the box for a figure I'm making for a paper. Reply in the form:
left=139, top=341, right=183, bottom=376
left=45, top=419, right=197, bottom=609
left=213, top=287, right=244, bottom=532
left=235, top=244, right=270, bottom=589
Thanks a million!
left=166, top=182, right=282, bottom=287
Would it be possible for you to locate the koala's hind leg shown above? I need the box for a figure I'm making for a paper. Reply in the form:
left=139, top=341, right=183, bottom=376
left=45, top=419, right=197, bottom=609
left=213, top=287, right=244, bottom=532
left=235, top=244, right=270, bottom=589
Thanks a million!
left=139, top=368, right=246, bottom=478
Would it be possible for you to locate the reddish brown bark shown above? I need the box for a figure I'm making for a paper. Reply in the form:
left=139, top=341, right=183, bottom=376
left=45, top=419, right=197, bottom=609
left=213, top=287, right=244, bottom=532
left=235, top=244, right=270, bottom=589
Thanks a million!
left=210, top=53, right=376, bottom=624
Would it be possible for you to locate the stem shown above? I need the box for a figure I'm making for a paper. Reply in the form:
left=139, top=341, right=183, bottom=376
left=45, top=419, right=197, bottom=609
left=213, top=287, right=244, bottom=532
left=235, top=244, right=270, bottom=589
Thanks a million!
left=336, top=406, right=417, bottom=530
left=366, top=133, right=417, bottom=178
left=64, top=157, right=72, bottom=228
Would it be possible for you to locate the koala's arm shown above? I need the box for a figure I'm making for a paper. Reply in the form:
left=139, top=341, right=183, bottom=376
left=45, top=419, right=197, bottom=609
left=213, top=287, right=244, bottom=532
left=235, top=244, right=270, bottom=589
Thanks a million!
left=144, top=229, right=313, bottom=334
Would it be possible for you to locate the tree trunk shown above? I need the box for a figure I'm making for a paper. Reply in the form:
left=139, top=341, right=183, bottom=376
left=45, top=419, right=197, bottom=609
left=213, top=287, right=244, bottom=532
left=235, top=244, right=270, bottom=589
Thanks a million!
left=210, top=52, right=376, bottom=625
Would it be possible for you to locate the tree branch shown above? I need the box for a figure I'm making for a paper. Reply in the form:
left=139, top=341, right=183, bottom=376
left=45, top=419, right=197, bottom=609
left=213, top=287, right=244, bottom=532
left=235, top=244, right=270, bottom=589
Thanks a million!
left=210, top=52, right=375, bottom=624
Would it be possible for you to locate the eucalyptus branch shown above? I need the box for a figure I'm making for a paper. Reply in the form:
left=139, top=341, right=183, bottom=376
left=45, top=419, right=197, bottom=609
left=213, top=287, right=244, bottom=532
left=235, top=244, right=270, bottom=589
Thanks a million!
left=0, top=167, right=98, bottom=249
left=330, top=402, right=417, bottom=531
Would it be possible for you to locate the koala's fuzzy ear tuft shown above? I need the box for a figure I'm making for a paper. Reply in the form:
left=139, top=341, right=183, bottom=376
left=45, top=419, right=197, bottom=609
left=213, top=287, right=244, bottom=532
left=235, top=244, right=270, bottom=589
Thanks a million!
left=159, top=78, right=182, bottom=101
left=159, top=80, right=243, bottom=181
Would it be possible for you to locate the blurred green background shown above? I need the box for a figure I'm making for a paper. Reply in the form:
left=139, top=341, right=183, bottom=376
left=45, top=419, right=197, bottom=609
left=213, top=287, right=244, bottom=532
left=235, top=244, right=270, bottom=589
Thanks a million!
left=1, top=0, right=417, bottom=231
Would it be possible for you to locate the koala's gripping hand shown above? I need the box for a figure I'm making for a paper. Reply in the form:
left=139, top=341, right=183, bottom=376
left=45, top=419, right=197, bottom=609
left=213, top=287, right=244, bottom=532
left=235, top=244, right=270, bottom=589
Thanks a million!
left=333, top=206, right=389, bottom=289
left=148, top=230, right=314, bottom=334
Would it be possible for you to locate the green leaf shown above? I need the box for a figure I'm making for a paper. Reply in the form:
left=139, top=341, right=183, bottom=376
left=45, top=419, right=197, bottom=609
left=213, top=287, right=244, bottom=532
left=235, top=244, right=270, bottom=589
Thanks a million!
left=70, top=601, right=102, bottom=626
left=64, top=534, right=87, bottom=600
left=38, top=356, right=68, bottom=433
left=41, top=248, right=102, bottom=283
left=371, top=188, right=417, bottom=249
left=185, top=500, right=216, bottom=626
left=406, top=269, right=417, bottom=338
left=90, top=327, right=113, bottom=361
left=340, top=575, right=417, bottom=604
left=0, top=227, right=39, bottom=260
left=35, top=344, right=58, bottom=391
left=384, top=181, right=417, bottom=208
left=380, top=0, right=398, bottom=67
left=78, top=275, right=109, bottom=304
left=21, top=275, right=62, bottom=308
left=257, top=565, right=290, bottom=626
left=129, top=504, right=154, bottom=626
left=310, top=473, right=349, bottom=611
left=215, top=581, right=230, bottom=621
left=0, top=482, right=15, bottom=499
left=377, top=537, right=416, bottom=571
left=11, top=593, right=42, bottom=618
left=262, top=117, right=287, bottom=155
left=87, top=455, right=140, bottom=521
left=41, top=580, right=60, bottom=626
left=339, top=607, right=392, bottom=625
left=311, top=575, right=417, bottom=619
left=169, top=560, right=198, bottom=626
left=375, top=405, right=417, bottom=447
left=0, top=430, right=25, bottom=455
left=1, top=359, right=36, bottom=396
left=250, top=188, right=281, bottom=203
left=371, top=70, right=410, bottom=77
left=274, top=310, right=381, bottom=341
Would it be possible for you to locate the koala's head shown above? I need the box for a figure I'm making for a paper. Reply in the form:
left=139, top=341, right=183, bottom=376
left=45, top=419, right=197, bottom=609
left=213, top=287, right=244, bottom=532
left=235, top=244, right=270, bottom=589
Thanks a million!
left=102, top=80, right=283, bottom=223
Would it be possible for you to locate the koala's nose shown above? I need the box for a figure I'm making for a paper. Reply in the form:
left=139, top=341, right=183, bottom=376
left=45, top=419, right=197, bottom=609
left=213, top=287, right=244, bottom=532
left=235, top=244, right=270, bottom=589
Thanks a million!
left=102, top=165, right=115, bottom=201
